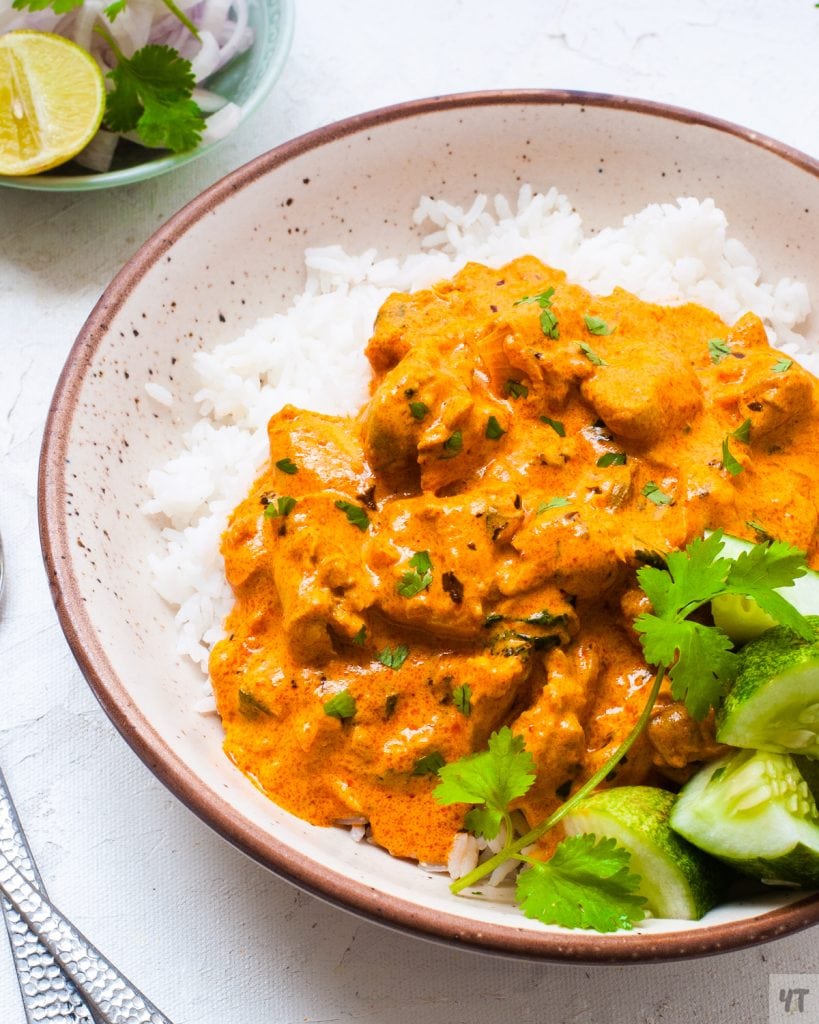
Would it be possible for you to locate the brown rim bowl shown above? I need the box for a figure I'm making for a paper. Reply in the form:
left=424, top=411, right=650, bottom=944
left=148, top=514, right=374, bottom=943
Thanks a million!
left=39, top=90, right=819, bottom=962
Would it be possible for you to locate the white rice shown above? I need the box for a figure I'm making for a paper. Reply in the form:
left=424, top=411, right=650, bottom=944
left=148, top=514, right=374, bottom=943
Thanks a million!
left=143, top=186, right=815, bottom=692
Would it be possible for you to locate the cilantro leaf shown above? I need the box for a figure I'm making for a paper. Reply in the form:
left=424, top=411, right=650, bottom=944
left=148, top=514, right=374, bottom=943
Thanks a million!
left=452, top=683, right=472, bottom=717
left=397, top=550, right=433, bottom=597
left=413, top=751, right=446, bottom=776
left=515, top=835, right=646, bottom=932
left=486, top=415, right=506, bottom=440
left=641, top=481, right=672, bottom=506
left=708, top=337, right=732, bottom=364
left=103, top=42, right=204, bottom=153
left=104, top=0, right=128, bottom=19
left=596, top=451, right=627, bottom=467
left=335, top=499, right=370, bottom=531
left=324, top=690, right=356, bottom=720
left=12, top=0, right=82, bottom=12
left=584, top=315, right=614, bottom=336
left=505, top=379, right=529, bottom=399
left=434, top=727, right=536, bottom=839
left=772, top=357, right=792, bottom=373
left=636, top=615, right=737, bottom=718
left=275, top=457, right=298, bottom=474
left=723, top=541, right=812, bottom=639
left=540, top=416, right=566, bottom=437
left=409, top=401, right=428, bottom=421
left=536, top=496, right=570, bottom=515
left=264, top=495, right=297, bottom=519
left=579, top=342, right=607, bottom=366
left=378, top=644, right=409, bottom=670
left=732, top=418, right=752, bottom=443
left=721, top=436, right=744, bottom=476
left=442, top=430, right=463, bottom=456
left=636, top=531, right=729, bottom=620
left=514, top=287, right=559, bottom=338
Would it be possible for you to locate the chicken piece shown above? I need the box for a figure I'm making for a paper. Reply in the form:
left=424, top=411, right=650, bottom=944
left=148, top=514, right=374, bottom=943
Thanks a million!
left=501, top=503, right=627, bottom=599
left=267, top=405, right=374, bottom=496
left=581, top=340, right=703, bottom=445
left=267, top=491, right=373, bottom=663
left=512, top=642, right=600, bottom=821
left=365, top=493, right=511, bottom=638
left=648, top=697, right=727, bottom=782
left=348, top=650, right=531, bottom=775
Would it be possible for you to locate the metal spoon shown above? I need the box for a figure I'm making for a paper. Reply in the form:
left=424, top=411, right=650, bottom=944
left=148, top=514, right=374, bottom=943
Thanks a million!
left=0, top=531, right=175, bottom=1023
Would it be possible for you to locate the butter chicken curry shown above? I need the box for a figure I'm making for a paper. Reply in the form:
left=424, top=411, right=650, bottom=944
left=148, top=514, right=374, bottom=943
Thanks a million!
left=210, top=256, right=819, bottom=865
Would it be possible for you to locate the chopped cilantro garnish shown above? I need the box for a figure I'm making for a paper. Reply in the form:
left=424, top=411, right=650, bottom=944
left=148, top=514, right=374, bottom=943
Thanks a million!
left=409, top=401, right=429, bottom=421
left=384, top=693, right=399, bottom=719
left=584, top=315, right=614, bottom=336
left=505, top=380, right=529, bottom=400
left=378, top=644, right=409, bottom=670
left=397, top=550, right=433, bottom=597
left=536, top=496, right=571, bottom=514
left=641, top=482, right=672, bottom=506
left=275, top=457, right=298, bottom=475
left=721, top=437, right=744, bottom=476
left=334, top=500, right=370, bottom=531
left=772, top=357, right=792, bottom=373
left=413, top=751, right=446, bottom=776
left=579, top=342, right=607, bottom=366
left=708, top=337, right=732, bottom=364
left=238, top=689, right=272, bottom=718
left=596, top=452, right=627, bottom=467
left=442, top=430, right=463, bottom=456
left=539, top=416, right=566, bottom=437
left=746, top=519, right=775, bottom=543
left=732, top=418, right=751, bottom=443
left=486, top=415, right=506, bottom=439
left=352, top=625, right=367, bottom=646
left=323, top=690, right=356, bottom=720
left=264, top=495, right=297, bottom=519
left=452, top=683, right=472, bottom=717
left=515, top=287, right=560, bottom=338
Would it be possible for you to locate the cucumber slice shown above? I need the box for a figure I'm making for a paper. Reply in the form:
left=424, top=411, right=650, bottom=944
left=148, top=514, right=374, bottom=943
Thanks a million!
left=711, top=533, right=819, bottom=644
left=670, top=749, right=819, bottom=886
left=561, top=786, right=728, bottom=919
left=716, top=617, right=819, bottom=757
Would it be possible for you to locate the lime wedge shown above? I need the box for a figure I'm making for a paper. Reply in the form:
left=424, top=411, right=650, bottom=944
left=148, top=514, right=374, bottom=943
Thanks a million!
left=562, top=786, right=728, bottom=920
left=0, top=30, right=105, bottom=176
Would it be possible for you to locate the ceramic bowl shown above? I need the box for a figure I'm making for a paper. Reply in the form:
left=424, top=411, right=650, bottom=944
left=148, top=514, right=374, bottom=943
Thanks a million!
left=0, top=0, right=294, bottom=192
left=40, top=91, right=819, bottom=961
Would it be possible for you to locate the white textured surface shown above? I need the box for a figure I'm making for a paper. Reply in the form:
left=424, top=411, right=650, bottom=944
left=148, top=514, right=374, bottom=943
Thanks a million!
left=1, top=2, right=818, bottom=1021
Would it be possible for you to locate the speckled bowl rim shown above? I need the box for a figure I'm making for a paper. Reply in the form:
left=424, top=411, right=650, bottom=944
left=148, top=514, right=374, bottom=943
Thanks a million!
left=39, top=89, right=819, bottom=963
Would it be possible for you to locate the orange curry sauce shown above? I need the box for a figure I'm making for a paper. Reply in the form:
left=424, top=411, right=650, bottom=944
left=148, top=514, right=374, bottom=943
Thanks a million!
left=210, top=256, right=819, bottom=864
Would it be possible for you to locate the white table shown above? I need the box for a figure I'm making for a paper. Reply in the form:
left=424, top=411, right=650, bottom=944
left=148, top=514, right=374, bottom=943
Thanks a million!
left=1, top=2, right=818, bottom=1021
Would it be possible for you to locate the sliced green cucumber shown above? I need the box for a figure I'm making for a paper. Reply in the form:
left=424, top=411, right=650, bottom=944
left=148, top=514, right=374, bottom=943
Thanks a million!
left=670, top=749, right=819, bottom=886
left=561, top=786, right=728, bottom=919
left=711, top=533, right=819, bottom=644
left=716, top=617, right=819, bottom=757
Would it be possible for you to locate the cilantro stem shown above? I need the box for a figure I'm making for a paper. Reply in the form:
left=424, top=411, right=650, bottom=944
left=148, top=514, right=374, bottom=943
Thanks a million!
left=159, top=0, right=200, bottom=39
left=449, top=666, right=666, bottom=894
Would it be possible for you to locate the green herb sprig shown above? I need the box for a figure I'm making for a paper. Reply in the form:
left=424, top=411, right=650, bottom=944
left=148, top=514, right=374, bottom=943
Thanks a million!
left=95, top=27, right=204, bottom=153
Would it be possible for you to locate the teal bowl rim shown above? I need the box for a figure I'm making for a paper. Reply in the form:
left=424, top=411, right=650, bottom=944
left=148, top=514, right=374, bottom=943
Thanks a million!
left=0, top=0, right=295, bottom=192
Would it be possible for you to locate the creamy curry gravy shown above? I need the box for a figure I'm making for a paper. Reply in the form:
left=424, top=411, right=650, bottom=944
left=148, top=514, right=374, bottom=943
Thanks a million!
left=210, top=256, right=819, bottom=864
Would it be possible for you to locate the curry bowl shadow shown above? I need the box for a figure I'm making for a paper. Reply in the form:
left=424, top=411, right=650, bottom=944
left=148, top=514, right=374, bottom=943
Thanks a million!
left=39, top=91, right=819, bottom=961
